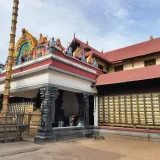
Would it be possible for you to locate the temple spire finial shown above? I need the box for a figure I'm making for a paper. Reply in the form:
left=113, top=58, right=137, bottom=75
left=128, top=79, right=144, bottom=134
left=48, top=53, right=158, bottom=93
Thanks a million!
left=74, top=33, right=76, bottom=43
left=150, top=35, right=153, bottom=40
left=86, top=39, right=89, bottom=45
left=101, top=49, right=103, bottom=53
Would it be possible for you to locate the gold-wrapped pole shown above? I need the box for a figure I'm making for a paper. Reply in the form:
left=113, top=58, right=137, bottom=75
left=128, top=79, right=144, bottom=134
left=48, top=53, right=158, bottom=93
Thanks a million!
left=2, top=0, right=19, bottom=113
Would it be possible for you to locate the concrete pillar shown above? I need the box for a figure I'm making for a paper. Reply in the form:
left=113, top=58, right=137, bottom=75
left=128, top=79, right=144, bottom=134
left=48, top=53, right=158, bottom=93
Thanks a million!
left=94, top=95, right=98, bottom=126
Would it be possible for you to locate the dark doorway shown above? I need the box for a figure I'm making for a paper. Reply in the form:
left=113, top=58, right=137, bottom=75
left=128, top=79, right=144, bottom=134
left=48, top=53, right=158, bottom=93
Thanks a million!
left=89, top=95, right=94, bottom=125
left=54, top=90, right=64, bottom=127
left=35, top=90, right=42, bottom=109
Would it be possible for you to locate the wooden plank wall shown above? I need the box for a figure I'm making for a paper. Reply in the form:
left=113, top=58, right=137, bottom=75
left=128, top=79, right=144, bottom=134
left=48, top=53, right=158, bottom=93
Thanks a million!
left=98, top=93, right=160, bottom=129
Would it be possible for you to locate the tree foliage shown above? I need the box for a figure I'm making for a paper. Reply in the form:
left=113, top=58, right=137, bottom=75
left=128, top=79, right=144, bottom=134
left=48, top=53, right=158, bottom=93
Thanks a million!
left=0, top=62, right=3, bottom=70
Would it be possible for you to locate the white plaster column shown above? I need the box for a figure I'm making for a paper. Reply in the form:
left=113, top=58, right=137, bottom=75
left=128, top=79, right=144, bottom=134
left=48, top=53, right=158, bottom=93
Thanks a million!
left=94, top=95, right=98, bottom=126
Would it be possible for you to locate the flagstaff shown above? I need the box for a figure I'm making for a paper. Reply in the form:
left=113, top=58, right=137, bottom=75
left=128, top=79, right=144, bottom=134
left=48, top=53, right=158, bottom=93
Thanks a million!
left=2, top=0, right=19, bottom=113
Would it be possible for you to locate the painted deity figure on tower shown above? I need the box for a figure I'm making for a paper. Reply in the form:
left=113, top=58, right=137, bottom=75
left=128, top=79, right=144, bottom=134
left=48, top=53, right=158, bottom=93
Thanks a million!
left=81, top=53, right=86, bottom=62
left=56, top=39, right=65, bottom=52
left=49, top=37, right=57, bottom=47
left=27, top=52, right=33, bottom=61
left=38, top=33, right=45, bottom=45
left=66, top=47, right=73, bottom=56
left=21, top=48, right=28, bottom=63
left=93, top=58, right=98, bottom=68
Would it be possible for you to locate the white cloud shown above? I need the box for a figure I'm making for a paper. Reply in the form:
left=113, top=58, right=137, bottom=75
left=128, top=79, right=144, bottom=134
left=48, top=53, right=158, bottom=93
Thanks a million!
left=0, top=0, right=100, bottom=63
left=114, top=8, right=129, bottom=20
left=0, top=0, right=157, bottom=64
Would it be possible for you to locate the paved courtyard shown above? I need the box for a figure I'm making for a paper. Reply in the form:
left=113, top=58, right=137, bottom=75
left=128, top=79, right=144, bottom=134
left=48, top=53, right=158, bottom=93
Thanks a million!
left=0, top=135, right=160, bottom=160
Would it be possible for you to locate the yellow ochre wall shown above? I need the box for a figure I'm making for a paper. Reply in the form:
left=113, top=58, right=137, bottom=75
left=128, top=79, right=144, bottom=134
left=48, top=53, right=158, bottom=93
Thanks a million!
left=96, top=58, right=107, bottom=72
left=108, top=54, right=160, bottom=73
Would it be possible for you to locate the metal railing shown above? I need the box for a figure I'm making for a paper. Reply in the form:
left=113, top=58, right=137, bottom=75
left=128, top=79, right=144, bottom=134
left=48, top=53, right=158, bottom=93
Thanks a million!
left=0, top=103, right=41, bottom=142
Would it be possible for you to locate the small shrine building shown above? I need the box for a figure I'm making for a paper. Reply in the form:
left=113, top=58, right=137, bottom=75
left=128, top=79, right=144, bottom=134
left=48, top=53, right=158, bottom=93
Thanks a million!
left=1, top=29, right=160, bottom=141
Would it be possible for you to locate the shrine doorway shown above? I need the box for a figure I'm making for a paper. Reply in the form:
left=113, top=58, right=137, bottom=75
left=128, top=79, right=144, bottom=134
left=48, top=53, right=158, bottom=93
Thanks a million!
left=54, top=90, right=79, bottom=127
left=53, top=90, right=94, bottom=127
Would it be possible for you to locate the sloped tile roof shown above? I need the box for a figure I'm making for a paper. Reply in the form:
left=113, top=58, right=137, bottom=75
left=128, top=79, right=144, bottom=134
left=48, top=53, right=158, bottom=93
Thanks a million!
left=72, top=38, right=108, bottom=61
left=104, top=38, right=160, bottom=62
left=95, top=64, right=160, bottom=86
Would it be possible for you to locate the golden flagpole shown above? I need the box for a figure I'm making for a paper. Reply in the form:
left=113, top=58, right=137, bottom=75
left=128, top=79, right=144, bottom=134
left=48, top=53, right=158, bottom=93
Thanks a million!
left=2, top=0, right=19, bottom=113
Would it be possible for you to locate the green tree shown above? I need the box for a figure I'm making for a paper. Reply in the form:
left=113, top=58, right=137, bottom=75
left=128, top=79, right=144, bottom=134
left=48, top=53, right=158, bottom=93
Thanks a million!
left=0, top=62, right=3, bottom=71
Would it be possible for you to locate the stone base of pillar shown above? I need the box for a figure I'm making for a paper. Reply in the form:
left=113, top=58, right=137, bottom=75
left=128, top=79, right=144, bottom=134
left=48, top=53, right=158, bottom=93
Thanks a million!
left=34, top=126, right=94, bottom=144
left=34, top=134, right=56, bottom=143
left=34, top=128, right=56, bottom=144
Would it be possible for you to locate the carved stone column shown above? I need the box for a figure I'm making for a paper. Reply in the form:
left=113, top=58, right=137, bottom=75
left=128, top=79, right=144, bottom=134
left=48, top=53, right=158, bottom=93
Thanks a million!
left=76, top=92, right=89, bottom=128
left=34, top=85, right=58, bottom=143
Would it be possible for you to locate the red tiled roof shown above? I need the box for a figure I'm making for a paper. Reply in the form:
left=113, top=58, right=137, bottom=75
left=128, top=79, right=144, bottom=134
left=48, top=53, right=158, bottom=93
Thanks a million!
left=73, top=38, right=108, bottom=61
left=104, top=38, right=160, bottom=62
left=95, top=65, right=160, bottom=86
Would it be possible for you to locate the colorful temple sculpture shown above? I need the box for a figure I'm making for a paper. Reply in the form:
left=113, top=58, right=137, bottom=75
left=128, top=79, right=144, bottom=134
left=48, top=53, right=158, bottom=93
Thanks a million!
left=14, top=28, right=36, bottom=65
left=1, top=28, right=160, bottom=142
left=11, top=28, right=99, bottom=70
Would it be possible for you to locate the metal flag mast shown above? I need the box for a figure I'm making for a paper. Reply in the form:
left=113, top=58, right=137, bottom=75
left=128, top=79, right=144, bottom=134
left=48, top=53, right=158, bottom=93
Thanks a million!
left=2, top=0, right=19, bottom=113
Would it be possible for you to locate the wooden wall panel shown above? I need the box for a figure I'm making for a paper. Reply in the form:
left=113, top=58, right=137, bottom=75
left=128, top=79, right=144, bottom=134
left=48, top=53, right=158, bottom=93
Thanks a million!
left=98, top=92, right=160, bottom=128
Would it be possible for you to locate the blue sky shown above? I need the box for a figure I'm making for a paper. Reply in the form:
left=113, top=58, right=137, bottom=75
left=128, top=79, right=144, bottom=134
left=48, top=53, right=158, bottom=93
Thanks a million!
left=0, top=0, right=160, bottom=63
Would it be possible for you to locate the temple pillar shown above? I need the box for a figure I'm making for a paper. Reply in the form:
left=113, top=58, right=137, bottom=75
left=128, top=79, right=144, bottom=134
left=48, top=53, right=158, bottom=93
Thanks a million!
left=34, top=85, right=58, bottom=143
left=51, top=102, right=56, bottom=124
left=76, top=92, right=90, bottom=128
left=94, top=95, right=98, bottom=126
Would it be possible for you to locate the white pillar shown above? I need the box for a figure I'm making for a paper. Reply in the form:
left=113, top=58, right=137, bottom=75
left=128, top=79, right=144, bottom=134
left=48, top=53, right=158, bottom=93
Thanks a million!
left=94, top=95, right=98, bottom=126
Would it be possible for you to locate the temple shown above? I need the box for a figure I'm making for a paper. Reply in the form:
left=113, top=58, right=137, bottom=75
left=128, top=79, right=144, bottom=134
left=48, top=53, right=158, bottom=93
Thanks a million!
left=0, top=29, right=160, bottom=142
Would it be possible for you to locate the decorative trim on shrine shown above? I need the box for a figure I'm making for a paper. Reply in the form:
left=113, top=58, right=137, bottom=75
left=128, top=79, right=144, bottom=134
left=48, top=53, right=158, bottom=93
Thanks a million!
left=9, top=28, right=99, bottom=70
left=14, top=28, right=37, bottom=65
left=1, top=53, right=98, bottom=75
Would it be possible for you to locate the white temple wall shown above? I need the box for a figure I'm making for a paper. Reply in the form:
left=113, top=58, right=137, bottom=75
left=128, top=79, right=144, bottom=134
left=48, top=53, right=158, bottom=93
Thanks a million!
left=0, top=70, right=50, bottom=97
left=0, top=67, right=97, bottom=98
left=48, top=70, right=97, bottom=93
left=61, top=91, right=79, bottom=117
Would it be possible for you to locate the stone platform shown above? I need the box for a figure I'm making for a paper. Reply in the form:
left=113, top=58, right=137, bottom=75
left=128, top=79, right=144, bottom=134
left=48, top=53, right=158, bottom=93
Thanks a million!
left=34, top=125, right=160, bottom=144
left=34, top=126, right=94, bottom=144
left=95, top=126, right=160, bottom=139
